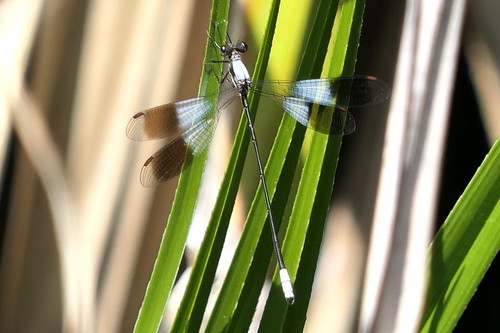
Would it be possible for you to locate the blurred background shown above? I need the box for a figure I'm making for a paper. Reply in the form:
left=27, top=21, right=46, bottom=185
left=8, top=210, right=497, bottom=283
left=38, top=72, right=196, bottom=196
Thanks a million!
left=0, top=0, right=498, bottom=332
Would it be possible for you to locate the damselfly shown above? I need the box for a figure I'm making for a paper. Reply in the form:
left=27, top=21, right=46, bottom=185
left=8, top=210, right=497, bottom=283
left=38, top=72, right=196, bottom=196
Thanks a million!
left=126, top=37, right=390, bottom=304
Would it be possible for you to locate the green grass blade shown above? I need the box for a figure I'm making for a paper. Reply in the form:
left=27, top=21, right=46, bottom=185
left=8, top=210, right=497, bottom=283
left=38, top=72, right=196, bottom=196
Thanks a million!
left=260, top=0, right=366, bottom=331
left=201, top=0, right=286, bottom=331
left=419, top=138, right=500, bottom=332
left=166, top=0, right=283, bottom=332
left=256, top=0, right=339, bottom=329
left=132, top=1, right=230, bottom=332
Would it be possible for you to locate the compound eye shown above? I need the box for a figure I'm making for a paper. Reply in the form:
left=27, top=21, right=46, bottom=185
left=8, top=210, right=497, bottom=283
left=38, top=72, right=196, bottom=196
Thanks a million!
left=237, top=42, right=248, bottom=53
left=220, top=45, right=227, bottom=55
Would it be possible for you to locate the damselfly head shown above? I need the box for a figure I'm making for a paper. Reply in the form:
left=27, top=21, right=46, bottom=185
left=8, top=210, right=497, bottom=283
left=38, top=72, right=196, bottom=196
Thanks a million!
left=219, top=42, right=248, bottom=56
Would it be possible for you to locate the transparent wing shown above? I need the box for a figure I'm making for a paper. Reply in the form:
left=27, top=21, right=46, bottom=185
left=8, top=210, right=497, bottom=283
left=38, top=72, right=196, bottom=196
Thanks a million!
left=126, top=97, right=214, bottom=141
left=281, top=97, right=356, bottom=134
left=252, top=75, right=389, bottom=134
left=253, top=75, right=390, bottom=108
left=140, top=138, right=189, bottom=187
left=138, top=116, right=217, bottom=187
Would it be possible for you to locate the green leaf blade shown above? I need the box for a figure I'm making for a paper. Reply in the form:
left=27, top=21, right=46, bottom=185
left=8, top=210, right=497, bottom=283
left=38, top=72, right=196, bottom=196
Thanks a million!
left=276, top=1, right=366, bottom=331
left=132, top=1, right=230, bottom=332
left=420, top=138, right=500, bottom=332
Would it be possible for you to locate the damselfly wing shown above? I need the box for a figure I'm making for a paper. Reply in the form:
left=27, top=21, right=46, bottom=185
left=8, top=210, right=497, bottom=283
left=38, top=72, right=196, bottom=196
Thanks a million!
left=126, top=97, right=217, bottom=187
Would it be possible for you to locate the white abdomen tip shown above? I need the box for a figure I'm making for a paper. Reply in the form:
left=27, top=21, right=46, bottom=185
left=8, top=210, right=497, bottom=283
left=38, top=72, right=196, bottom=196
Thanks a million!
left=279, top=268, right=295, bottom=304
